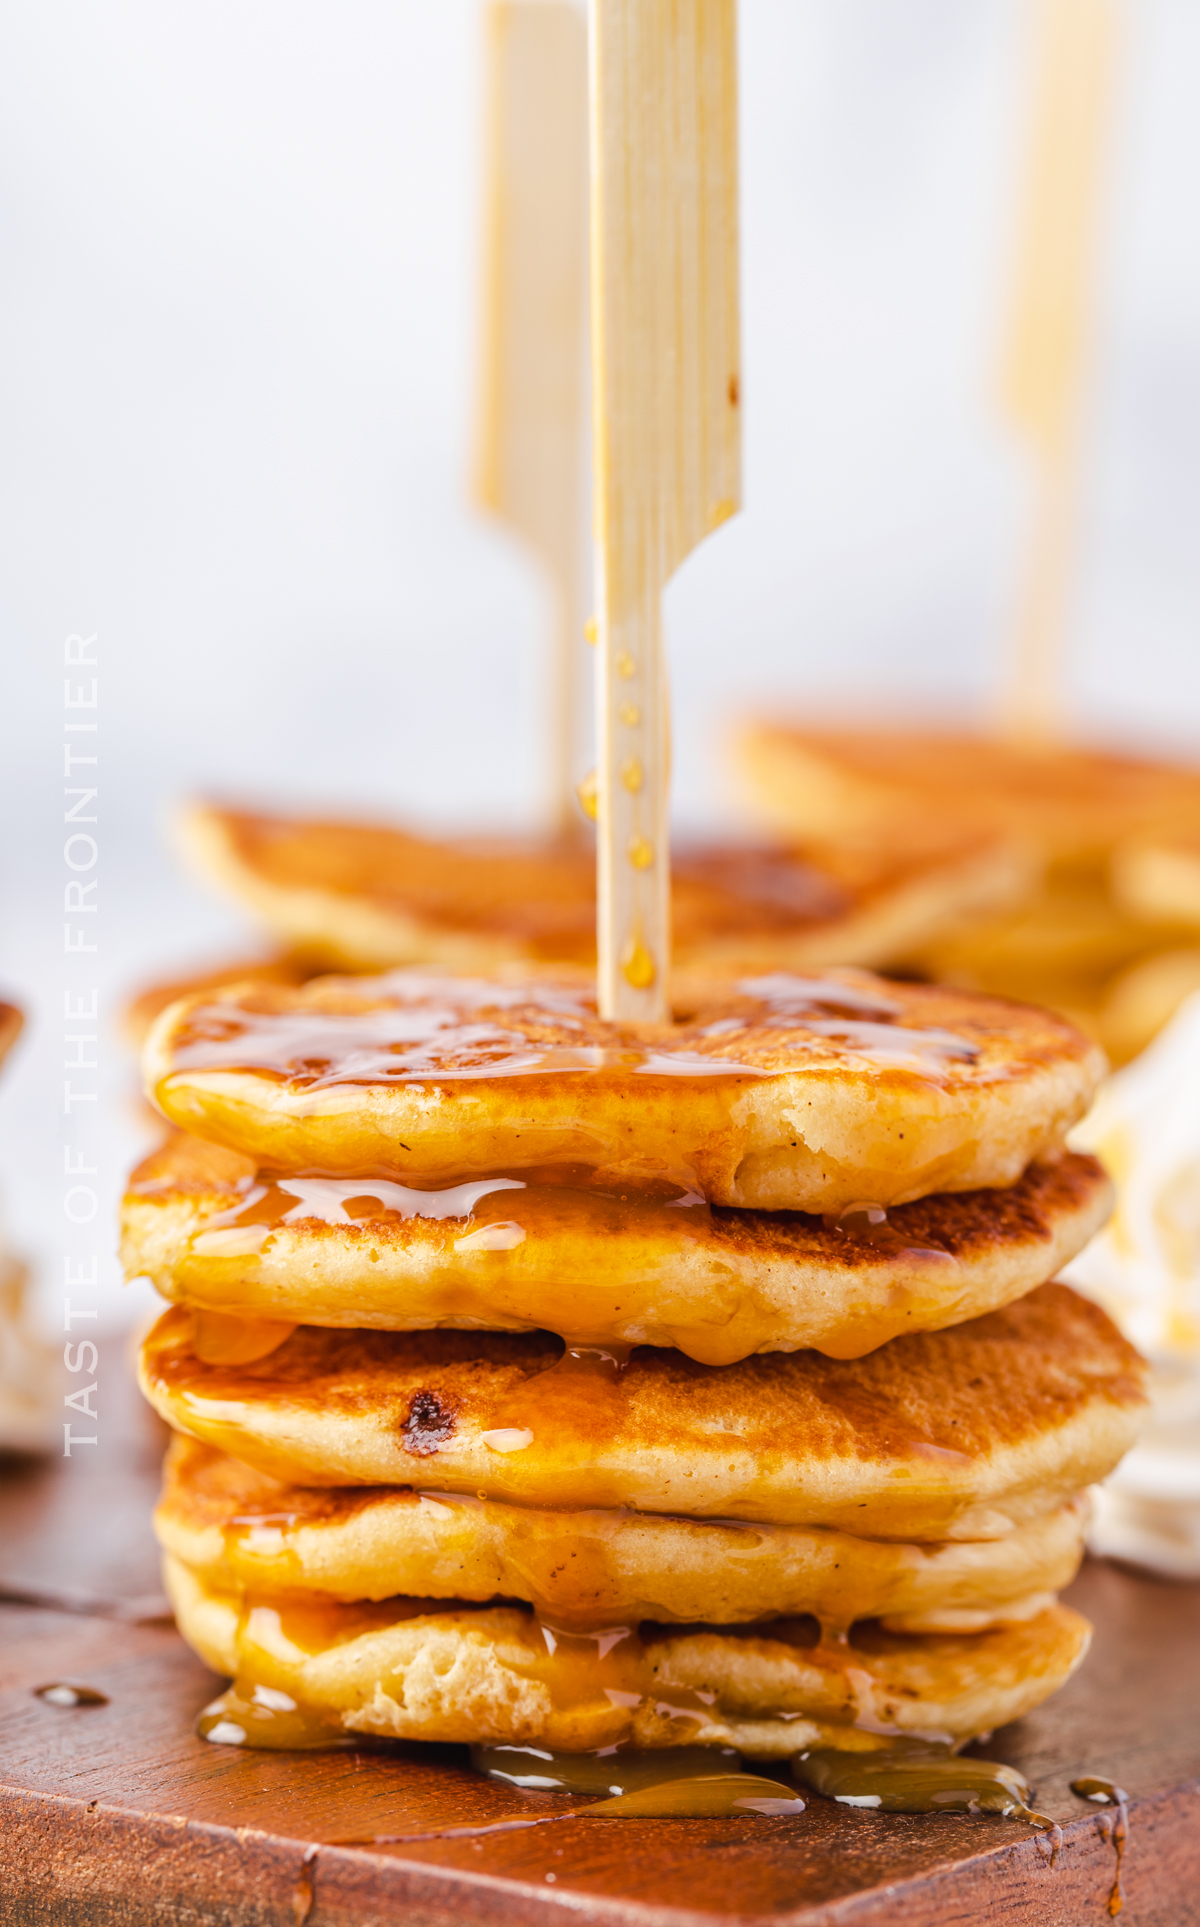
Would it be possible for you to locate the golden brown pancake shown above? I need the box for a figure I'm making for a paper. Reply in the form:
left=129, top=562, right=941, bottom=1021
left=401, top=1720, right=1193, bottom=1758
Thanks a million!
left=158, top=1435, right=1086, bottom=1633
left=165, top=1552, right=1091, bottom=1755
left=737, top=727, right=1200, bottom=1063
left=138, top=1283, right=1145, bottom=1540
left=1113, top=833, right=1200, bottom=929
left=123, top=1132, right=1112, bottom=1364
left=179, top=802, right=1031, bottom=974
left=737, top=726, right=1200, bottom=868
left=124, top=955, right=311, bottom=1049
left=143, top=966, right=1104, bottom=1213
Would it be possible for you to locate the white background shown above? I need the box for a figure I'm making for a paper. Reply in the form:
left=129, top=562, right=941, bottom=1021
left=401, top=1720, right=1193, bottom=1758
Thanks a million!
left=2, top=0, right=1199, bottom=1327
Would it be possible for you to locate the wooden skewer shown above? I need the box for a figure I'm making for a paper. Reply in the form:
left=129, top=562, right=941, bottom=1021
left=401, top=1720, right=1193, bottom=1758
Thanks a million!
left=997, top=0, right=1117, bottom=746
left=473, top=0, right=591, bottom=835
left=589, top=0, right=741, bottom=1021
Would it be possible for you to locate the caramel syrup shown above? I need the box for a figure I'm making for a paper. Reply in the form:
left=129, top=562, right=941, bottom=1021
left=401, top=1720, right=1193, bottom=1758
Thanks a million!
left=581, top=1776, right=804, bottom=1817
left=161, top=970, right=979, bottom=1099
left=1073, top=1779, right=1130, bottom=1916
left=472, top=1742, right=741, bottom=1794
left=196, top=1680, right=353, bottom=1750
left=34, top=1682, right=109, bottom=1708
left=792, top=1744, right=1051, bottom=1823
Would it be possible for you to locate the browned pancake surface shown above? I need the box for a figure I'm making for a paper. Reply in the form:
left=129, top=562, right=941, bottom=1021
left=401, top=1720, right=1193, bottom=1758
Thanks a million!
left=123, top=1131, right=1112, bottom=1361
left=139, top=1283, right=1145, bottom=1538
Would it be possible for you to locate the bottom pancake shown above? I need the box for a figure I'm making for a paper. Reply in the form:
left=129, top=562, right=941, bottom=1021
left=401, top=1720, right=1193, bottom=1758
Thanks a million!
left=166, top=1554, right=1091, bottom=1756
left=158, top=1435, right=1086, bottom=1634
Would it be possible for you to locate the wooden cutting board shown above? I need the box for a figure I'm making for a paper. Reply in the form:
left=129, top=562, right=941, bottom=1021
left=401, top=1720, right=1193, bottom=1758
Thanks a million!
left=1, top=1350, right=1197, bottom=1925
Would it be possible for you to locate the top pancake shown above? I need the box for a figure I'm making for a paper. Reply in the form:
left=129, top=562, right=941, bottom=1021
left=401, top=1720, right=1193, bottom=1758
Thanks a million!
left=180, top=802, right=1031, bottom=974
left=738, top=726, right=1200, bottom=869
left=143, top=966, right=1104, bottom=1213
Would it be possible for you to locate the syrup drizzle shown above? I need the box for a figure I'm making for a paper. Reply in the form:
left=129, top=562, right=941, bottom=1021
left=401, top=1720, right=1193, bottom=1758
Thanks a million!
left=161, top=970, right=980, bottom=1098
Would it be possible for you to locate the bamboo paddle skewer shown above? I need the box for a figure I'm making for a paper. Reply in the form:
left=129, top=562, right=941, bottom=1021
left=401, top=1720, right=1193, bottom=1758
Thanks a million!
left=997, top=0, right=1117, bottom=746
left=589, top=0, right=741, bottom=1021
left=474, top=0, right=591, bottom=835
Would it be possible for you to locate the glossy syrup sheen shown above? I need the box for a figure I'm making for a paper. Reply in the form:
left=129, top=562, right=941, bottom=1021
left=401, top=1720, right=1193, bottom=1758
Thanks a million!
left=158, top=970, right=982, bottom=1094
left=791, top=1744, right=1050, bottom=1823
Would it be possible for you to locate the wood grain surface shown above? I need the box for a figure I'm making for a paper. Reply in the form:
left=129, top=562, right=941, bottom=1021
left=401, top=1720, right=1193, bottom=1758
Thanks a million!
left=1, top=1347, right=1197, bottom=1925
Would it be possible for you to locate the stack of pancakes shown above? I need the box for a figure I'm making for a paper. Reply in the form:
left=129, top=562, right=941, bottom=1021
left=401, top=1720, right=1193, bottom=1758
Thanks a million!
left=127, top=965, right=1145, bottom=1762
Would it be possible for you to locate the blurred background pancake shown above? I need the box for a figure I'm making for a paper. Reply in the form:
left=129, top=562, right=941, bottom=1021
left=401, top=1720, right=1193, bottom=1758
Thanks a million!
left=736, top=725, right=1200, bottom=1066
left=165, top=799, right=1033, bottom=981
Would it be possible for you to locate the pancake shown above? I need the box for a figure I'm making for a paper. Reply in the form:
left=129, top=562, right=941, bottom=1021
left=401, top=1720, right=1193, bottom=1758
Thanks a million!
left=138, top=1283, right=1145, bottom=1540
left=165, top=1552, right=1091, bottom=1755
left=158, top=1435, right=1086, bottom=1633
left=143, top=966, right=1104, bottom=1214
left=1113, top=833, right=1200, bottom=929
left=737, top=726, right=1200, bottom=869
left=123, top=1132, right=1113, bottom=1364
left=179, top=802, right=1032, bottom=975
left=0, top=1002, right=22, bottom=1072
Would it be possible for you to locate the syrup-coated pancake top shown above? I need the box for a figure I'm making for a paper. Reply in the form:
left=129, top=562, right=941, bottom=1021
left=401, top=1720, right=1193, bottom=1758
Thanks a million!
left=139, top=1282, right=1145, bottom=1538
left=123, top=1130, right=1112, bottom=1362
left=143, top=965, right=1105, bottom=1211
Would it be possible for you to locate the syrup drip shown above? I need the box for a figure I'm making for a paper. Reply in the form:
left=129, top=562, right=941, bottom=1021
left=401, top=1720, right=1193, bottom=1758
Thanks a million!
left=196, top=1680, right=353, bottom=1750
left=161, top=970, right=979, bottom=1096
left=1035, top=1823, right=1064, bottom=1867
left=791, top=1745, right=1051, bottom=1823
left=34, top=1682, right=109, bottom=1708
left=191, top=1312, right=297, bottom=1365
left=291, top=1846, right=317, bottom=1926
left=1073, top=1780, right=1129, bottom=1917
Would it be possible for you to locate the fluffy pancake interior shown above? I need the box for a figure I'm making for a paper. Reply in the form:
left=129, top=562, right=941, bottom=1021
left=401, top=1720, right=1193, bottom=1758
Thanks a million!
left=139, top=1283, right=1145, bottom=1539
left=143, top=966, right=1105, bottom=1213
left=122, top=1133, right=1113, bottom=1363
left=158, top=1435, right=1086, bottom=1632
left=165, top=1552, right=1091, bottom=1756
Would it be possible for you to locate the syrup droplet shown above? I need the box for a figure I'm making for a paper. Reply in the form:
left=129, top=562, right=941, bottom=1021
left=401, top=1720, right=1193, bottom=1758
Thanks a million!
left=792, top=1746, right=1048, bottom=1822
left=619, top=703, right=641, bottom=727
left=1071, top=1775, right=1129, bottom=1805
left=35, top=1682, right=109, bottom=1708
left=583, top=618, right=598, bottom=645
left=619, top=757, right=643, bottom=794
left=615, top=649, right=635, bottom=679
left=576, top=771, right=598, bottom=821
left=621, top=936, right=656, bottom=989
left=627, top=835, right=654, bottom=870
left=292, top=1847, right=317, bottom=1926
left=197, top=1681, right=354, bottom=1750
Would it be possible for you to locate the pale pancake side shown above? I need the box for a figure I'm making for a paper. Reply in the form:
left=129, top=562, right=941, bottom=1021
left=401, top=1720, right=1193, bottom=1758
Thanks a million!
left=159, top=1436, right=1085, bottom=1632
left=139, top=1284, right=1146, bottom=1540
left=122, top=1134, right=1112, bottom=1363
left=143, top=967, right=1105, bottom=1212
left=166, top=1554, right=1091, bottom=1755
